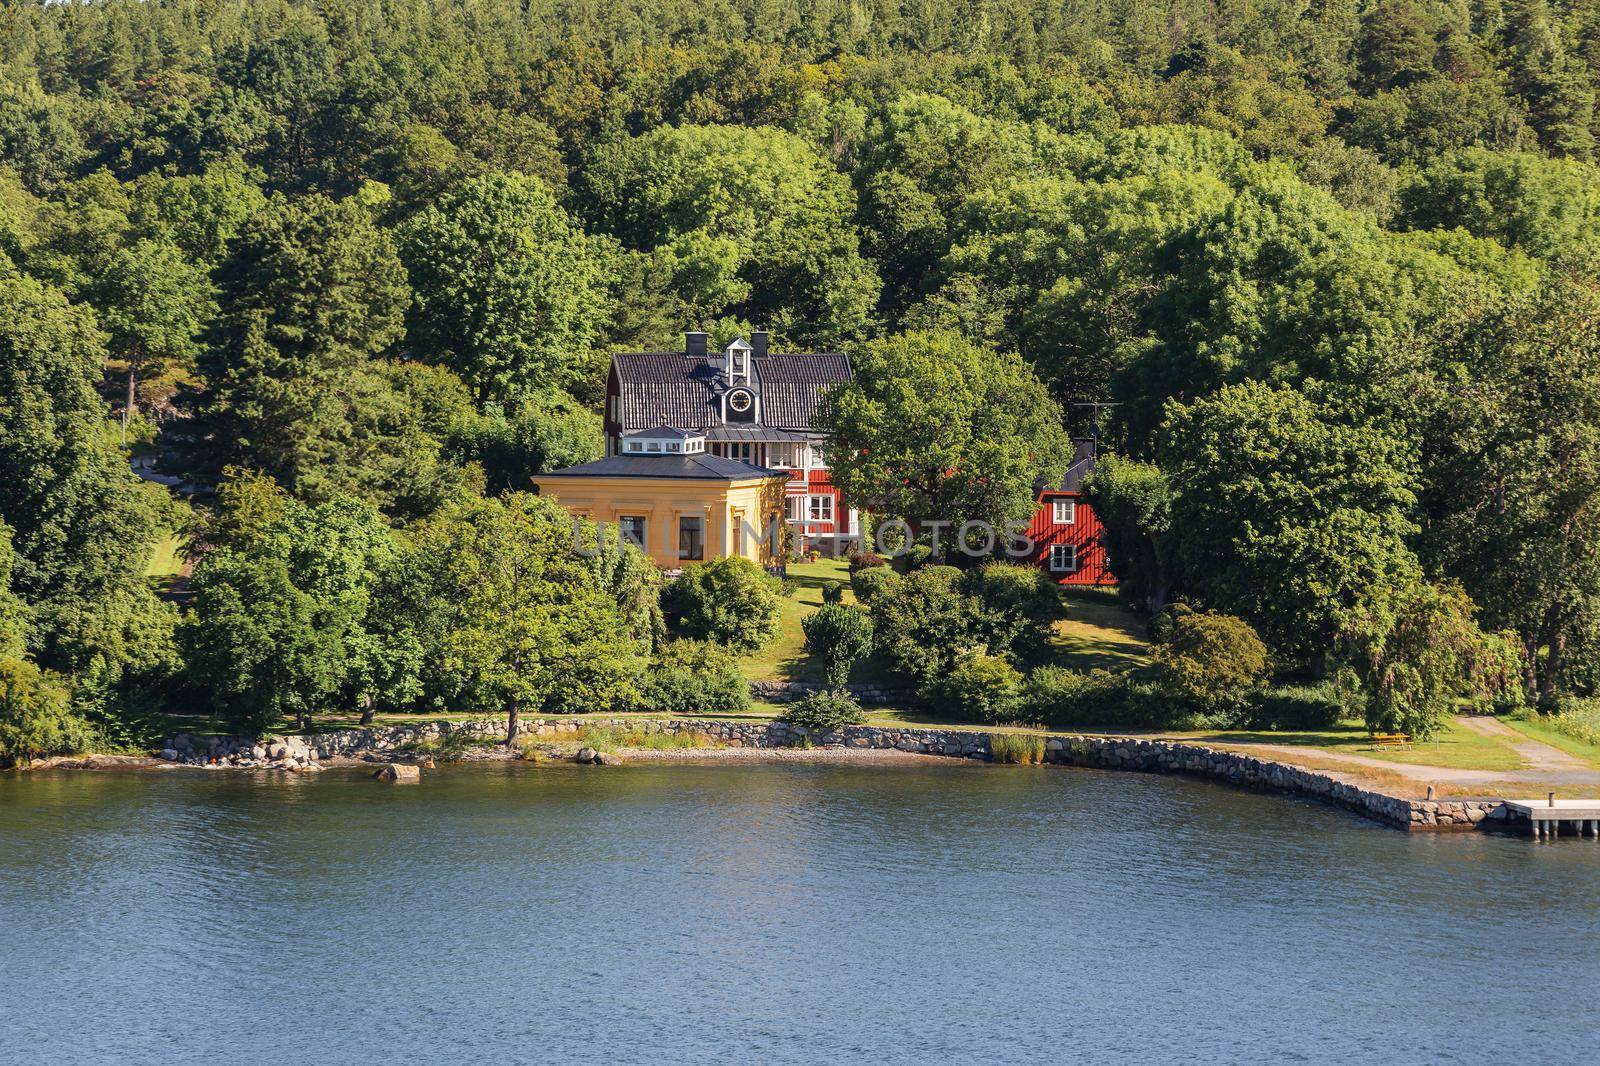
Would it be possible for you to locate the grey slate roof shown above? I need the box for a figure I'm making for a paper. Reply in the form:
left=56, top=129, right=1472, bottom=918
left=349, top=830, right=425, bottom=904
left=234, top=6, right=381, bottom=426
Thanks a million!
left=537, top=453, right=784, bottom=481
left=703, top=426, right=812, bottom=442
left=622, top=425, right=701, bottom=440
left=1038, top=439, right=1099, bottom=495
left=612, top=351, right=851, bottom=433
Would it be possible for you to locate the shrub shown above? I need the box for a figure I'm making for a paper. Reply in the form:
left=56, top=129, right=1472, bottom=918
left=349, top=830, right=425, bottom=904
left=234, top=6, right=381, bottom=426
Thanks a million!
left=990, top=732, right=1046, bottom=764
left=802, top=603, right=874, bottom=686
left=1242, top=683, right=1347, bottom=730
left=783, top=689, right=865, bottom=732
left=1153, top=611, right=1270, bottom=708
left=661, top=557, right=783, bottom=650
left=848, top=551, right=886, bottom=574
left=1147, top=601, right=1194, bottom=644
left=0, top=657, right=92, bottom=767
left=850, top=566, right=899, bottom=604
left=924, top=652, right=1024, bottom=724
left=1021, top=666, right=1207, bottom=730
left=820, top=579, right=846, bottom=604
left=961, top=563, right=1061, bottom=664
left=636, top=640, right=752, bottom=714
left=870, top=565, right=977, bottom=687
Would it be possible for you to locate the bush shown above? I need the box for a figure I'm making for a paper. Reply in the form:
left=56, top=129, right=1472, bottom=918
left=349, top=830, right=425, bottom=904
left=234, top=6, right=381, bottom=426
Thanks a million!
left=820, top=579, right=846, bottom=604
left=1147, top=601, right=1194, bottom=644
left=0, top=657, right=92, bottom=767
left=661, top=557, right=783, bottom=650
left=924, top=652, right=1024, bottom=723
left=869, top=565, right=977, bottom=687
left=961, top=563, right=1061, bottom=664
left=1242, top=683, right=1346, bottom=730
left=848, top=551, right=886, bottom=574
left=850, top=566, right=899, bottom=604
left=783, top=689, right=865, bottom=732
left=990, top=732, right=1046, bottom=764
left=1153, top=611, right=1270, bottom=708
left=636, top=640, right=752, bottom=713
left=1020, top=665, right=1208, bottom=730
left=802, top=603, right=874, bottom=686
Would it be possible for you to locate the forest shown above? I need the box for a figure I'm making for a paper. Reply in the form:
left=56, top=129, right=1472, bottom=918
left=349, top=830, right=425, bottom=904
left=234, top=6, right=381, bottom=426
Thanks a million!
left=2, top=0, right=1600, bottom=755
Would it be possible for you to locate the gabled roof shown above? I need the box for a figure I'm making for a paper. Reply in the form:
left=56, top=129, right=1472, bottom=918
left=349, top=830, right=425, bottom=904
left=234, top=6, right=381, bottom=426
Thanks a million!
left=1038, top=439, right=1099, bottom=495
left=612, top=351, right=851, bottom=433
left=536, top=453, right=784, bottom=481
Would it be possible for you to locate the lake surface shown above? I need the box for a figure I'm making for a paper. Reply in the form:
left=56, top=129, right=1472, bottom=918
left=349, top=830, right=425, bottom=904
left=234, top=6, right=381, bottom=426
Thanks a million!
left=2, top=761, right=1597, bottom=1064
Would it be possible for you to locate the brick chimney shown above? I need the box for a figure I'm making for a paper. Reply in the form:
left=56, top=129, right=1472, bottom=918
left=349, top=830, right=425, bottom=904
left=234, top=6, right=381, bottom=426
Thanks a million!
left=751, top=330, right=769, bottom=358
left=685, top=331, right=708, bottom=358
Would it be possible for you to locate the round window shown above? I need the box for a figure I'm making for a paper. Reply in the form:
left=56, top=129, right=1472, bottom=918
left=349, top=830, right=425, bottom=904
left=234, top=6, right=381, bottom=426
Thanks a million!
left=728, top=390, right=753, bottom=413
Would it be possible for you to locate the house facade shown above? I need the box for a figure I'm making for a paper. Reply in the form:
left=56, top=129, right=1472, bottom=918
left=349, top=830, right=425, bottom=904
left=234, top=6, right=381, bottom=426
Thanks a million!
left=603, top=331, right=859, bottom=556
left=1023, top=438, right=1115, bottom=586
left=533, top=426, right=787, bottom=570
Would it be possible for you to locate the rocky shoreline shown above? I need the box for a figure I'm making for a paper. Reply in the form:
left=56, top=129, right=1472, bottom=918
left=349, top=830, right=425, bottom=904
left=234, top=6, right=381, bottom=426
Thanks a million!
left=30, top=716, right=1525, bottom=833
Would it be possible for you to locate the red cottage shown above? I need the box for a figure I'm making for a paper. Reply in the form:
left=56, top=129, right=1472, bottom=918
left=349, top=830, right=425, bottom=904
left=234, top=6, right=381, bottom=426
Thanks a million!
left=603, top=331, right=859, bottom=556
left=1025, top=438, right=1115, bottom=586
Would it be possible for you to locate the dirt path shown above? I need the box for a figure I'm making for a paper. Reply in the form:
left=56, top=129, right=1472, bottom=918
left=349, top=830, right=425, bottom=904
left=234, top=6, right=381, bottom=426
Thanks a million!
left=1452, top=715, right=1592, bottom=772
left=1201, top=716, right=1600, bottom=792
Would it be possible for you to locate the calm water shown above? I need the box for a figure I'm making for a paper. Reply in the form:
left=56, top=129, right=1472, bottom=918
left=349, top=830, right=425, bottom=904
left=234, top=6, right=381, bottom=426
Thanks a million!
left=2, top=761, right=1597, bottom=1064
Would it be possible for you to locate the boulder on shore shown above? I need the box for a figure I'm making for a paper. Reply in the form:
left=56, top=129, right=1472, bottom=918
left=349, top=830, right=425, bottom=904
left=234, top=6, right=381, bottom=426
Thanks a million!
left=595, top=751, right=625, bottom=766
left=374, top=763, right=420, bottom=783
left=574, top=747, right=599, bottom=764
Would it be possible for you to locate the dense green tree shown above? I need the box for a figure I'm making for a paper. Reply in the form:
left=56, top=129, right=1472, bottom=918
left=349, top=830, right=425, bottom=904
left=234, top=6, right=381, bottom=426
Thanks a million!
left=399, top=173, right=612, bottom=403
left=407, top=493, right=645, bottom=742
left=0, top=273, right=175, bottom=676
left=0, top=655, right=90, bottom=766
left=1157, top=381, right=1421, bottom=664
left=581, top=123, right=879, bottom=346
left=183, top=473, right=401, bottom=733
left=196, top=193, right=409, bottom=496
left=1396, top=148, right=1600, bottom=261
left=1420, top=274, right=1600, bottom=698
left=820, top=330, right=1069, bottom=532
left=802, top=601, right=874, bottom=686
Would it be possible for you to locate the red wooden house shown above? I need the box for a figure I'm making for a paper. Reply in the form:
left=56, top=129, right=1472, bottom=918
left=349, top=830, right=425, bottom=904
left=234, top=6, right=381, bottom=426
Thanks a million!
left=1024, top=438, right=1115, bottom=585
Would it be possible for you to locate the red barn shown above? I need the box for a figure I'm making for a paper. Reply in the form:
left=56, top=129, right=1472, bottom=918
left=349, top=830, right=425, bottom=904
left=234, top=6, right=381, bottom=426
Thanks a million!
left=1025, top=438, right=1115, bottom=586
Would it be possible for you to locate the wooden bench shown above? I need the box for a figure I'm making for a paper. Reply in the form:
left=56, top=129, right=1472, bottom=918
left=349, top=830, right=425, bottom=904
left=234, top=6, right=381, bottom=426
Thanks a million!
left=1369, top=732, right=1412, bottom=751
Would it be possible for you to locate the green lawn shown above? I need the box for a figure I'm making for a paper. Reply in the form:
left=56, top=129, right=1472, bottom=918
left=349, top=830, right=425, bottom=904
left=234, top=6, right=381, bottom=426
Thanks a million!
left=739, top=558, right=891, bottom=685
left=1050, top=587, right=1149, bottom=671
left=1174, top=719, right=1529, bottom=772
left=145, top=531, right=188, bottom=592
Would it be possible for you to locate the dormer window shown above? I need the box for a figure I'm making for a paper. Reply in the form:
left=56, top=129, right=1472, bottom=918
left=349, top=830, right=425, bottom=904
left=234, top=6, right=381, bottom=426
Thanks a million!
left=622, top=426, right=707, bottom=455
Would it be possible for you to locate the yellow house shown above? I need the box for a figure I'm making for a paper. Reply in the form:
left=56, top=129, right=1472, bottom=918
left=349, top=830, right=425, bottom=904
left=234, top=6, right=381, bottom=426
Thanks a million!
left=533, top=427, right=789, bottom=570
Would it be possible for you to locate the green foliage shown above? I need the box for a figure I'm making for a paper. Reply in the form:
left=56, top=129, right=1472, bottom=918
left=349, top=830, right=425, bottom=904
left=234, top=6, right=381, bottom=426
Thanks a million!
left=782, top=689, right=865, bottom=732
left=850, top=566, right=900, bottom=605
left=1339, top=579, right=1524, bottom=741
left=1242, top=683, right=1348, bottom=731
left=1152, top=611, right=1271, bottom=709
left=1083, top=455, right=1175, bottom=614
left=1146, top=602, right=1192, bottom=645
left=801, top=602, right=873, bottom=686
left=925, top=651, right=1024, bottom=723
left=819, top=579, right=846, bottom=604
left=820, top=330, right=1070, bottom=532
left=0, top=656, right=91, bottom=765
left=1157, top=381, right=1421, bottom=665
left=960, top=563, right=1060, bottom=665
left=637, top=639, right=751, bottom=714
left=1020, top=666, right=1199, bottom=730
left=582, top=123, right=878, bottom=346
left=400, top=172, right=611, bottom=403
left=661, top=557, right=783, bottom=651
left=869, top=565, right=979, bottom=687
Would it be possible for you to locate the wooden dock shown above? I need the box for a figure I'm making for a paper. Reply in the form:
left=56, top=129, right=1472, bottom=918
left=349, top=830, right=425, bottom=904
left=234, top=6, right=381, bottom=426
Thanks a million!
left=1503, top=797, right=1600, bottom=840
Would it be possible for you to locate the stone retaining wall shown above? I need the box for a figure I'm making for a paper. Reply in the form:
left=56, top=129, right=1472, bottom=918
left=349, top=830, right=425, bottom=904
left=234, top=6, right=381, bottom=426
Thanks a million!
left=161, top=718, right=1509, bottom=831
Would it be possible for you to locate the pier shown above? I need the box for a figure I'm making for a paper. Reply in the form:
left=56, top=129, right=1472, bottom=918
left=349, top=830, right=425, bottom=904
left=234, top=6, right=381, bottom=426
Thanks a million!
left=1503, top=797, right=1600, bottom=840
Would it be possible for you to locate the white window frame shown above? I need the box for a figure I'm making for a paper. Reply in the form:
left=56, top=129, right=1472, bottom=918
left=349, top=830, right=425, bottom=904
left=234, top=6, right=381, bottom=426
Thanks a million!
left=808, top=494, right=834, bottom=523
left=1049, top=544, right=1078, bottom=573
left=785, top=496, right=803, bottom=523
left=1053, top=498, right=1076, bottom=525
